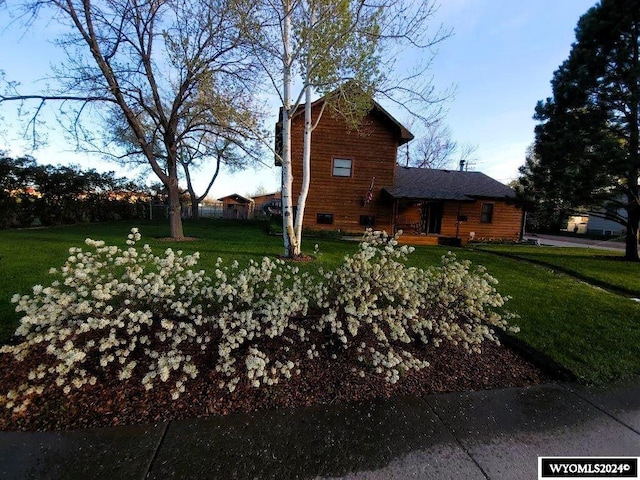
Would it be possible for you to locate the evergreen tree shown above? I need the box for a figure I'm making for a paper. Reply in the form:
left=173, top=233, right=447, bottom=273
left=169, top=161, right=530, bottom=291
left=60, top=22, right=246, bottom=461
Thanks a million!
left=521, top=0, right=640, bottom=260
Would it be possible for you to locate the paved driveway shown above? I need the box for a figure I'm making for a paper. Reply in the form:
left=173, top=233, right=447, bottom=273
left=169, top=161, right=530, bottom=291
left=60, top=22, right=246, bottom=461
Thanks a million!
left=524, top=234, right=626, bottom=251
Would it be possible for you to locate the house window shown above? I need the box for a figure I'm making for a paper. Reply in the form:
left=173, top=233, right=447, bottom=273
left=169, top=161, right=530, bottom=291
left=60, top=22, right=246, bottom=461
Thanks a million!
left=480, top=203, right=494, bottom=223
left=332, top=158, right=352, bottom=177
left=359, top=215, right=376, bottom=227
left=317, top=213, right=334, bottom=225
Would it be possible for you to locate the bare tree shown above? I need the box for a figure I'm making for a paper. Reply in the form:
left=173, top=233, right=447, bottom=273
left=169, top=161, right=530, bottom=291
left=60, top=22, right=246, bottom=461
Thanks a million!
left=405, top=118, right=477, bottom=170
left=108, top=81, right=265, bottom=220
left=1, top=0, right=259, bottom=238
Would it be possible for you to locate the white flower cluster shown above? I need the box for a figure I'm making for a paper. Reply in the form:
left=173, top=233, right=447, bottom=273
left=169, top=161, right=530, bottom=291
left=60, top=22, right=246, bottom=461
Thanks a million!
left=1, top=228, right=209, bottom=412
left=0, top=227, right=518, bottom=413
left=312, top=230, right=518, bottom=382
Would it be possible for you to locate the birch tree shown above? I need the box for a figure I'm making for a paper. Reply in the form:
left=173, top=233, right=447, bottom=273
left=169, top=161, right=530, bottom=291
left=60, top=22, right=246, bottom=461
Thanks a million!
left=1, top=0, right=258, bottom=238
left=246, top=0, right=449, bottom=258
left=293, top=1, right=381, bottom=255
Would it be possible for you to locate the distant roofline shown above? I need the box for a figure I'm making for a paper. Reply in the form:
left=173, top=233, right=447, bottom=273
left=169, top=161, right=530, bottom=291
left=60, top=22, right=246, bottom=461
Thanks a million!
left=217, top=193, right=253, bottom=203
left=251, top=191, right=282, bottom=199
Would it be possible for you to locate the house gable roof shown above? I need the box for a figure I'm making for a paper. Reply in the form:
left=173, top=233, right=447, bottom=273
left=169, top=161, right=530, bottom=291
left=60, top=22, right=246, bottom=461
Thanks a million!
left=302, top=95, right=414, bottom=146
left=384, top=166, right=516, bottom=201
left=368, top=100, right=414, bottom=146
left=275, top=92, right=414, bottom=164
left=218, top=193, right=253, bottom=204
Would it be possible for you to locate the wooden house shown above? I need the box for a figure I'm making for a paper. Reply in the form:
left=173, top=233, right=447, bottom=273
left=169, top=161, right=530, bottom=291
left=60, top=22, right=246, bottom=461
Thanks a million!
left=279, top=96, right=523, bottom=245
left=218, top=194, right=253, bottom=220
left=279, top=98, right=412, bottom=233
left=384, top=167, right=523, bottom=245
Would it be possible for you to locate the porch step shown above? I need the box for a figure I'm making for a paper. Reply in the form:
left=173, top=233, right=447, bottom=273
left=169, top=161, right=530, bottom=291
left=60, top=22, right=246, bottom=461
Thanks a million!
left=397, top=235, right=463, bottom=247
left=397, top=235, right=440, bottom=246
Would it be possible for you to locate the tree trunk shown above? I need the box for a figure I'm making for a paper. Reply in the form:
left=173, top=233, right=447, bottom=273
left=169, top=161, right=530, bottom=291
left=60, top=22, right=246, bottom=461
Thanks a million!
left=190, top=191, right=200, bottom=220
left=624, top=203, right=640, bottom=262
left=166, top=157, right=184, bottom=238
left=167, top=185, right=184, bottom=239
left=280, top=0, right=298, bottom=258
left=293, top=84, right=313, bottom=255
left=291, top=4, right=319, bottom=256
left=626, top=18, right=640, bottom=262
left=281, top=108, right=298, bottom=258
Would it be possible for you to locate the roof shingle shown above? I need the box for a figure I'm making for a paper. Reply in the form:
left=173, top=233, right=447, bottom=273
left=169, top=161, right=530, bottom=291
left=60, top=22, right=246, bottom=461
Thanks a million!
left=383, top=167, right=516, bottom=201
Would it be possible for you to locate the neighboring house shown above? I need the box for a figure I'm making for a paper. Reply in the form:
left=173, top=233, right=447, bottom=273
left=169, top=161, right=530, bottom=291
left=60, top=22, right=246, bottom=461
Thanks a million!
left=565, top=215, right=589, bottom=234
left=218, top=194, right=253, bottom=220
left=587, top=215, right=626, bottom=236
left=565, top=208, right=627, bottom=237
left=278, top=95, right=523, bottom=244
left=252, top=191, right=282, bottom=218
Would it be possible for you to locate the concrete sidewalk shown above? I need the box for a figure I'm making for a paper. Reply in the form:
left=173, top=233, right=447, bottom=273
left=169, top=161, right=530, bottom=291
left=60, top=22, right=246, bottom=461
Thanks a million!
left=1, top=380, right=639, bottom=479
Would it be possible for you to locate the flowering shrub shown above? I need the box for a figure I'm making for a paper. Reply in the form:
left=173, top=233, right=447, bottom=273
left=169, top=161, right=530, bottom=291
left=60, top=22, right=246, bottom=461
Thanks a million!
left=420, top=253, right=519, bottom=353
left=316, top=230, right=518, bottom=382
left=209, top=256, right=316, bottom=391
left=315, top=231, right=430, bottom=383
left=0, top=228, right=518, bottom=414
left=2, top=229, right=211, bottom=409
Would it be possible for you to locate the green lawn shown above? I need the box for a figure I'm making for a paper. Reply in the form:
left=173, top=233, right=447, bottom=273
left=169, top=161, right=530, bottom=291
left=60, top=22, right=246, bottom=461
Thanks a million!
left=0, top=219, right=357, bottom=340
left=1, top=219, right=638, bottom=385
left=471, top=244, right=640, bottom=297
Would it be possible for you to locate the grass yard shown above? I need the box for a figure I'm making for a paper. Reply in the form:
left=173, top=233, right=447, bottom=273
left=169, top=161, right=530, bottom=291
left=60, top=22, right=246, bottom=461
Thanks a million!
left=403, top=244, right=640, bottom=384
left=1, top=219, right=639, bottom=386
left=0, top=219, right=358, bottom=342
left=472, top=244, right=640, bottom=297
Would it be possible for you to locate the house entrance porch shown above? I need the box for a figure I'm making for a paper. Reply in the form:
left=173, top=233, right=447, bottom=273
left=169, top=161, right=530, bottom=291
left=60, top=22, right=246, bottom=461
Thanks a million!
left=391, top=198, right=464, bottom=246
left=393, top=200, right=445, bottom=235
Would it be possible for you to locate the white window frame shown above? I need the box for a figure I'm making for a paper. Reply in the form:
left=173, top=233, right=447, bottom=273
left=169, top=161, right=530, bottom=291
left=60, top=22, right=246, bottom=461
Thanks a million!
left=332, top=158, right=353, bottom=177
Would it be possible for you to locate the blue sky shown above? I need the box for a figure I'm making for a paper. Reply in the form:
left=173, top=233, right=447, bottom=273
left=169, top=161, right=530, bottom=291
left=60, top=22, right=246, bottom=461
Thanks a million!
left=0, top=0, right=597, bottom=197
left=426, top=0, right=597, bottom=184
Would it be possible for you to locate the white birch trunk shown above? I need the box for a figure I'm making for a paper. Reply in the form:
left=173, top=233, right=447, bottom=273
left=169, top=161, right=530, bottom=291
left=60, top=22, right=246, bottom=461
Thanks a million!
left=293, top=83, right=313, bottom=254
left=281, top=0, right=299, bottom=258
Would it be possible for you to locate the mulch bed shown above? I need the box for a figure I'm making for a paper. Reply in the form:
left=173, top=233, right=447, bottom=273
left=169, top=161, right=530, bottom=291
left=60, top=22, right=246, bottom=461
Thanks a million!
left=0, top=336, right=553, bottom=432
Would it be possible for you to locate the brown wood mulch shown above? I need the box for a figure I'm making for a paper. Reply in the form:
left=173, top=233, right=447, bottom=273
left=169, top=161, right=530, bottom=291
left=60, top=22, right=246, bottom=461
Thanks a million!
left=0, top=336, right=554, bottom=432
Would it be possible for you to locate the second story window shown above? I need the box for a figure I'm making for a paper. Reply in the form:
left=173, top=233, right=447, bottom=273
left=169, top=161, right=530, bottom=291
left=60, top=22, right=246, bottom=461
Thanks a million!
left=332, top=158, right=352, bottom=177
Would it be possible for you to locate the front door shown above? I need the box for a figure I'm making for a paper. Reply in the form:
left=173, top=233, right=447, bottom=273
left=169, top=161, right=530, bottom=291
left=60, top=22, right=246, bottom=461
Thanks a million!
left=420, top=201, right=443, bottom=234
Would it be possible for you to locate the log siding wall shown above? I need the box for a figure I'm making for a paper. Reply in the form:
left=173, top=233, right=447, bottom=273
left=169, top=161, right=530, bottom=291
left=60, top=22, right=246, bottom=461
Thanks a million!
left=290, top=106, right=399, bottom=233
left=398, top=200, right=523, bottom=241
left=287, top=101, right=522, bottom=241
left=440, top=201, right=522, bottom=241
